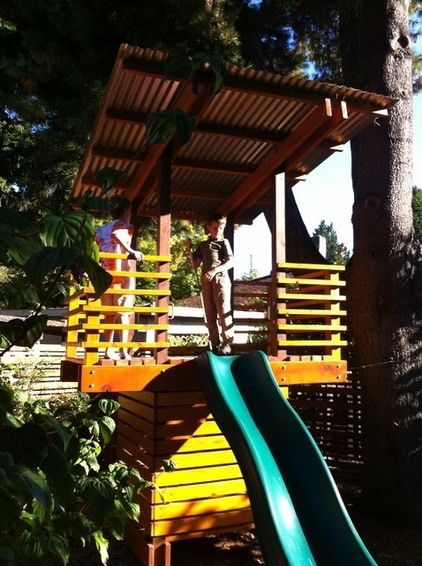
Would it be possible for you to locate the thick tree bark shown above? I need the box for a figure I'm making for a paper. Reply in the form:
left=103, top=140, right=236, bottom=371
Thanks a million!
left=341, top=0, right=422, bottom=522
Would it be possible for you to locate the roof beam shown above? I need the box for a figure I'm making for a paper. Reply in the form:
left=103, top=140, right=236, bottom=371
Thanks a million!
left=88, top=146, right=255, bottom=176
left=106, top=108, right=289, bottom=144
left=221, top=99, right=348, bottom=219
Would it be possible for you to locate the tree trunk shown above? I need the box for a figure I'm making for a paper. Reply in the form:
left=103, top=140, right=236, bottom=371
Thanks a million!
left=341, top=0, right=422, bottom=522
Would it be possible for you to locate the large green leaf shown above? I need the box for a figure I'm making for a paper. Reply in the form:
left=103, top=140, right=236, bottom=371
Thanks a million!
left=95, top=168, right=122, bottom=195
left=0, top=207, right=38, bottom=236
left=41, top=443, right=74, bottom=505
left=76, top=191, right=113, bottom=215
left=0, top=460, right=52, bottom=511
left=164, top=47, right=194, bottom=80
left=41, top=210, right=96, bottom=254
left=98, top=398, right=120, bottom=416
left=46, top=533, right=70, bottom=564
left=146, top=111, right=175, bottom=146
left=0, top=235, right=40, bottom=265
left=0, top=385, right=14, bottom=415
left=32, top=412, right=75, bottom=452
left=164, top=48, right=226, bottom=96
left=18, top=530, right=43, bottom=560
left=92, top=529, right=109, bottom=566
left=17, top=465, right=52, bottom=509
left=98, top=416, right=116, bottom=445
left=192, top=51, right=226, bottom=95
left=24, top=246, right=81, bottom=286
left=76, top=255, right=112, bottom=299
left=0, top=315, right=48, bottom=348
left=146, top=108, right=195, bottom=147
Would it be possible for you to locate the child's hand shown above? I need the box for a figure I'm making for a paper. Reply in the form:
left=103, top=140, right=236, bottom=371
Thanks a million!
left=202, top=269, right=215, bottom=283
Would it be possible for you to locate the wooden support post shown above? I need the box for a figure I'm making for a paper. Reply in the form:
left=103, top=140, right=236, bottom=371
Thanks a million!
left=125, top=522, right=171, bottom=566
left=84, top=300, right=101, bottom=366
left=270, top=172, right=286, bottom=358
left=224, top=215, right=235, bottom=339
left=155, top=145, right=171, bottom=364
left=66, top=288, right=81, bottom=359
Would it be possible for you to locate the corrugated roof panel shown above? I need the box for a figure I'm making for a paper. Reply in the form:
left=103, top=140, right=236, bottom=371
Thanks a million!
left=72, top=44, right=394, bottom=223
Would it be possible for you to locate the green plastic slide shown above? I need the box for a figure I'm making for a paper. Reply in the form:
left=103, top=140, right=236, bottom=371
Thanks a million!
left=198, top=350, right=377, bottom=566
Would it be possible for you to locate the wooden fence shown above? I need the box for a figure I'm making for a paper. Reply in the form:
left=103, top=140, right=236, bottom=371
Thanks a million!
left=1, top=344, right=78, bottom=398
left=288, top=378, right=363, bottom=480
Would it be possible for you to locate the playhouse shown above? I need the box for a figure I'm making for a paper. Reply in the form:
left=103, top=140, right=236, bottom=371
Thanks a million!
left=61, top=44, right=393, bottom=565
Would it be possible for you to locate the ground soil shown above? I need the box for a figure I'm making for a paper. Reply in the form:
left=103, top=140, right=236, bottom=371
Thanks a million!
left=60, top=482, right=422, bottom=566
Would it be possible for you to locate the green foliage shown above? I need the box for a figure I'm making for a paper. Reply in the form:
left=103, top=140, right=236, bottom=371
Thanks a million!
left=164, top=48, right=226, bottom=95
left=0, top=205, right=111, bottom=346
left=169, top=334, right=208, bottom=347
left=0, top=2, right=241, bottom=219
left=146, top=108, right=195, bottom=147
left=0, top=388, right=149, bottom=565
left=239, top=267, right=260, bottom=281
left=169, top=219, right=206, bottom=303
left=412, top=186, right=422, bottom=241
left=312, top=220, right=351, bottom=265
left=0, top=197, right=151, bottom=564
left=0, top=0, right=421, bottom=228
left=0, top=266, right=39, bottom=309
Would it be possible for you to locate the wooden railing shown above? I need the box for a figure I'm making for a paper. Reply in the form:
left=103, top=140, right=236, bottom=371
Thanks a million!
left=233, top=279, right=270, bottom=352
left=62, top=258, right=347, bottom=364
left=63, top=253, right=171, bottom=365
left=277, top=262, right=347, bottom=360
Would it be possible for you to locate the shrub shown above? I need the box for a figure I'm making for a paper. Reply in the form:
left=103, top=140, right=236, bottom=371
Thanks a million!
left=0, top=386, right=151, bottom=565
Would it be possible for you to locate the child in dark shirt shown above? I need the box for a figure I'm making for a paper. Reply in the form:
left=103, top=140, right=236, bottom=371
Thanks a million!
left=188, top=213, right=234, bottom=355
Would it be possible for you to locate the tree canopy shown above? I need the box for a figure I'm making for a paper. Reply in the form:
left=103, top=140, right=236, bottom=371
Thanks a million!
left=312, top=220, right=351, bottom=264
left=1, top=1, right=421, bottom=216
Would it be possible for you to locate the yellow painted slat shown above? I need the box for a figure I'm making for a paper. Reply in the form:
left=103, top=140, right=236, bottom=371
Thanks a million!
left=150, top=494, right=250, bottom=521
left=278, top=339, right=347, bottom=346
left=278, top=292, right=346, bottom=301
left=155, top=435, right=231, bottom=455
left=65, top=341, right=170, bottom=349
left=278, top=308, right=346, bottom=316
left=151, top=478, right=247, bottom=504
left=84, top=288, right=171, bottom=296
left=106, top=270, right=171, bottom=279
left=152, top=464, right=243, bottom=488
left=149, top=508, right=253, bottom=537
left=156, top=419, right=222, bottom=437
left=278, top=262, right=345, bottom=271
left=80, top=323, right=169, bottom=331
left=161, top=449, right=238, bottom=469
left=278, top=324, right=347, bottom=331
left=277, top=277, right=346, bottom=286
left=99, top=252, right=171, bottom=262
left=82, top=305, right=169, bottom=313
left=118, top=400, right=155, bottom=422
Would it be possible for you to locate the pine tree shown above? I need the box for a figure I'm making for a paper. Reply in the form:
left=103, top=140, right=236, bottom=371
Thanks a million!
left=312, top=220, right=350, bottom=264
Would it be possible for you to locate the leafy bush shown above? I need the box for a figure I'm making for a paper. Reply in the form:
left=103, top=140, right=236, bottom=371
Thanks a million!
left=0, top=200, right=151, bottom=564
left=169, top=333, right=209, bottom=347
left=0, top=387, right=150, bottom=565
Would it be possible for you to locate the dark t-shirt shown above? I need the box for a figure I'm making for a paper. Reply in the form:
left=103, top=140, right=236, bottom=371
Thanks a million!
left=193, top=238, right=233, bottom=274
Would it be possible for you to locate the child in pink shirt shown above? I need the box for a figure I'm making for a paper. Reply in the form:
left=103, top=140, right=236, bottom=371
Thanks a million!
left=95, top=196, right=143, bottom=359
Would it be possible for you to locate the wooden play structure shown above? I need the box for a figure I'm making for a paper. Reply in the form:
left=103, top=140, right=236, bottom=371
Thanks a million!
left=61, top=45, right=393, bottom=564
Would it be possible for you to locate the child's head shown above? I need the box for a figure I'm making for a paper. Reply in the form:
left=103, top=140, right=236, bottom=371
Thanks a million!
left=207, top=213, right=227, bottom=239
left=110, top=196, right=131, bottom=220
